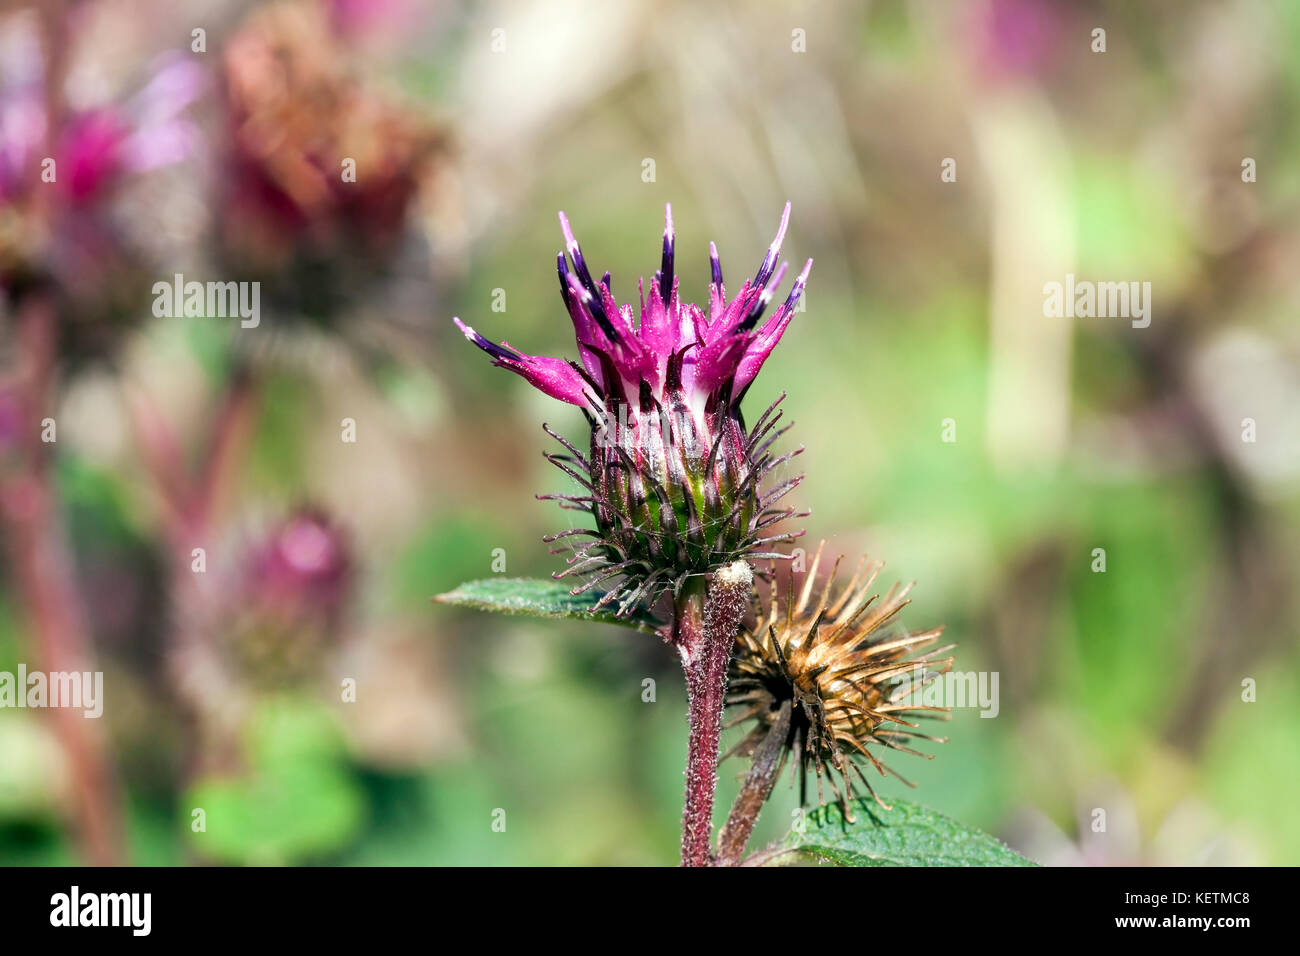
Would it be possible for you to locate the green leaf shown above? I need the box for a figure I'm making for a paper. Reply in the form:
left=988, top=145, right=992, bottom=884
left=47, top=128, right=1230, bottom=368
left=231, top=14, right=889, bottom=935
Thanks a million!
left=186, top=762, right=363, bottom=866
left=433, top=578, right=662, bottom=634
left=775, top=798, right=1036, bottom=867
left=183, top=696, right=364, bottom=865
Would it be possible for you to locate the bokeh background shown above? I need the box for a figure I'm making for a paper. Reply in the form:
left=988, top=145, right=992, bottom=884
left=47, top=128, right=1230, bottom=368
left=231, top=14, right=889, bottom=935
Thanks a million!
left=2, top=0, right=1298, bottom=866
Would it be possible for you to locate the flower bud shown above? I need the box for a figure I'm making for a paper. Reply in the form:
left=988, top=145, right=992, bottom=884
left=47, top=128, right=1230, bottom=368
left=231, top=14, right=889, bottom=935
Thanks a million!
left=227, top=509, right=353, bottom=682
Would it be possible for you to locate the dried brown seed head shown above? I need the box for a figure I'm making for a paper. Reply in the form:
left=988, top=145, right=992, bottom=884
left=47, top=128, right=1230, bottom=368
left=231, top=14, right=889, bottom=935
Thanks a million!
left=725, top=541, right=955, bottom=821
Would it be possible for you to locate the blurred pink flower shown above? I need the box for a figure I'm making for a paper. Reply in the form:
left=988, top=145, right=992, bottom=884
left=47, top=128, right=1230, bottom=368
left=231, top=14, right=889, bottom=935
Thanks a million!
left=970, top=0, right=1064, bottom=84
left=1, top=8, right=204, bottom=358
left=247, top=509, right=353, bottom=624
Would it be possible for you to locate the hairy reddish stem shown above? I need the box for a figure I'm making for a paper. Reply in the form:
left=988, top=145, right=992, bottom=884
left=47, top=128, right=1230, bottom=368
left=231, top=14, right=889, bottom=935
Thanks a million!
left=677, top=587, right=715, bottom=867
left=716, top=698, right=791, bottom=866
left=676, top=561, right=752, bottom=867
left=0, top=294, right=124, bottom=865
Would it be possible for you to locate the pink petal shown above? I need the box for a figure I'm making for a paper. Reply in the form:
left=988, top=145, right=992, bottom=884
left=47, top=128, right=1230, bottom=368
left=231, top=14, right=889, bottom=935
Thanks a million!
left=454, top=317, right=594, bottom=408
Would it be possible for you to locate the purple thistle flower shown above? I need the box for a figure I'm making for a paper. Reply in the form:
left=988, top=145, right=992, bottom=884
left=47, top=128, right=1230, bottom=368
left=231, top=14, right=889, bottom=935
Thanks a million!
left=455, top=204, right=811, bottom=615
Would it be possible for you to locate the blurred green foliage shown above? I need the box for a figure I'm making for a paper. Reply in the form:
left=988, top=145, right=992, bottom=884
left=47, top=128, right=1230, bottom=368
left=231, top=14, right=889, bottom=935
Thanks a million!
left=2, top=0, right=1297, bottom=867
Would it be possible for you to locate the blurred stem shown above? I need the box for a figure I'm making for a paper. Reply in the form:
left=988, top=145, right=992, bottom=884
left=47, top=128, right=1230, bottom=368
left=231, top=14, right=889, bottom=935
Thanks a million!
left=677, top=561, right=752, bottom=867
left=0, top=292, right=124, bottom=865
left=190, top=365, right=259, bottom=534
left=716, top=699, right=791, bottom=866
left=125, top=364, right=262, bottom=782
left=124, top=363, right=259, bottom=544
left=172, top=367, right=262, bottom=783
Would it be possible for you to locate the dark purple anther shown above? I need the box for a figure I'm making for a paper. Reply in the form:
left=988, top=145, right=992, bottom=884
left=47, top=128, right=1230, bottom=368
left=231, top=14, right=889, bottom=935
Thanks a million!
left=709, top=241, right=723, bottom=289
left=565, top=272, right=621, bottom=344
left=751, top=201, right=791, bottom=291
left=601, top=271, right=612, bottom=293
left=454, top=317, right=525, bottom=363
left=558, top=211, right=604, bottom=303
left=557, top=252, right=574, bottom=308
left=737, top=261, right=788, bottom=332
left=659, top=203, right=675, bottom=306
left=736, top=289, right=774, bottom=333
left=779, top=258, right=813, bottom=315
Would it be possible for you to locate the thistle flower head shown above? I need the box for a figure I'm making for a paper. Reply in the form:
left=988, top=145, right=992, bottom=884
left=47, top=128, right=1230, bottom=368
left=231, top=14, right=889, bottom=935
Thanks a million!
left=455, top=204, right=811, bottom=616
left=725, top=542, right=954, bottom=820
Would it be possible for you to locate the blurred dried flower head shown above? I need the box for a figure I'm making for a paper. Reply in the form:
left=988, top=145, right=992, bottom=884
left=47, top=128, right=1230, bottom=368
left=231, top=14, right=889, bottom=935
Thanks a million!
left=726, top=542, right=953, bottom=820
left=218, top=0, right=445, bottom=323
